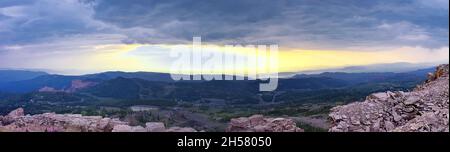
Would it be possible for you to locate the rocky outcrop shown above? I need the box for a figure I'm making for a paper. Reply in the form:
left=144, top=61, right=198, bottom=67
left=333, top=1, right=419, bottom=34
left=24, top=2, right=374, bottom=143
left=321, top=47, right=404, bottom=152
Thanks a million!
left=165, top=126, right=198, bottom=132
left=329, top=64, right=449, bottom=132
left=145, top=122, right=166, bottom=132
left=7, top=108, right=24, bottom=118
left=0, top=109, right=127, bottom=132
left=226, top=115, right=304, bottom=132
left=0, top=108, right=196, bottom=132
left=111, top=122, right=197, bottom=132
left=112, top=125, right=146, bottom=132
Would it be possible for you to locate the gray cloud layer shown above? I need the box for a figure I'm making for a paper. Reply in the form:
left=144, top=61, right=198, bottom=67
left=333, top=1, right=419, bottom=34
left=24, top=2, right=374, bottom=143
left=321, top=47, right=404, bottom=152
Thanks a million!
left=1, top=0, right=449, bottom=50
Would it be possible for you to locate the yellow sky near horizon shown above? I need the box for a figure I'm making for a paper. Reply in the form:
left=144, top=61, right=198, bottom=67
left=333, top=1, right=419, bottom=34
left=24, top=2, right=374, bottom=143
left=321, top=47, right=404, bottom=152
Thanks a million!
left=1, top=43, right=448, bottom=75
left=81, top=44, right=449, bottom=75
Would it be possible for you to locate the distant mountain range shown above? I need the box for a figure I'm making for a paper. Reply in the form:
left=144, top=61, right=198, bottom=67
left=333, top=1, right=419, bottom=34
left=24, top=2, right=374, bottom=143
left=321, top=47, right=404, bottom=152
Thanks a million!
left=0, top=70, right=48, bottom=84
left=0, top=71, right=175, bottom=93
left=83, top=71, right=174, bottom=82
left=292, top=62, right=440, bottom=74
left=293, top=67, right=435, bottom=85
left=0, top=65, right=436, bottom=94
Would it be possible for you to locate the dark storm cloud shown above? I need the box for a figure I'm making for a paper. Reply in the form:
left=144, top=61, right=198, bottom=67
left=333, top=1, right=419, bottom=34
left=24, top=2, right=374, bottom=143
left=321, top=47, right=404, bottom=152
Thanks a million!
left=90, top=0, right=286, bottom=44
left=0, top=0, right=110, bottom=46
left=0, top=0, right=448, bottom=50
left=88, top=0, right=449, bottom=49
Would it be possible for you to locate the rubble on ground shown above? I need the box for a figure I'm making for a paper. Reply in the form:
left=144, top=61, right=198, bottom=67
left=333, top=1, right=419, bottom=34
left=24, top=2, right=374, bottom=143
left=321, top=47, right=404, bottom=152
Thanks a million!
left=226, top=115, right=304, bottom=132
left=329, top=64, right=449, bottom=132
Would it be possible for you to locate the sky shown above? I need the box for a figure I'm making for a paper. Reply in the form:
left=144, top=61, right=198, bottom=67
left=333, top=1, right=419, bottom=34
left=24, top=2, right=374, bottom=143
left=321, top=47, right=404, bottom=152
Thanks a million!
left=0, top=0, right=448, bottom=75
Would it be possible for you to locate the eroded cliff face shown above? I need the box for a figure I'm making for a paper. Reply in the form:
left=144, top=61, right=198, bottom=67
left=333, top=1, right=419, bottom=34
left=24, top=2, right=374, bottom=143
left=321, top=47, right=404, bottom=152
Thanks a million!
left=329, top=64, right=449, bottom=132
left=0, top=108, right=196, bottom=132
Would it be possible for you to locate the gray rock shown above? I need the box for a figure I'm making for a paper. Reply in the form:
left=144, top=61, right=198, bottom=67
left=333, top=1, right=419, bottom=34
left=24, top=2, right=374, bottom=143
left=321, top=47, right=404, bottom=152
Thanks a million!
left=404, top=96, right=419, bottom=105
left=384, top=121, right=395, bottom=131
left=145, top=122, right=166, bottom=132
left=7, top=108, right=24, bottom=118
left=329, top=64, right=449, bottom=132
left=226, top=115, right=304, bottom=132
left=112, top=125, right=133, bottom=132
left=166, top=127, right=197, bottom=132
